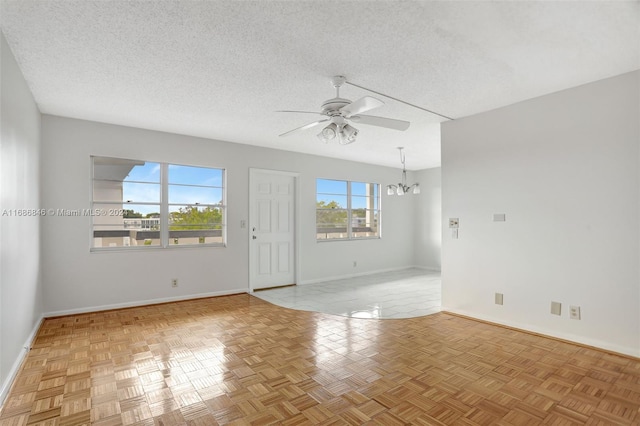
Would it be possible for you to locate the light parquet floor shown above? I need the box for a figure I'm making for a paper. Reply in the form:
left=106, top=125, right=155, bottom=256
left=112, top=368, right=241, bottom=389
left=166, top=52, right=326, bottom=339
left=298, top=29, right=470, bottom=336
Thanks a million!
left=1, top=294, right=639, bottom=425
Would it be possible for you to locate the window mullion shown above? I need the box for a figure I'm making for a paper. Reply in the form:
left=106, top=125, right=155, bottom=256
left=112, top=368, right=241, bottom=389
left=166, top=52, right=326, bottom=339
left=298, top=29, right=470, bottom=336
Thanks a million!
left=222, top=169, right=227, bottom=245
left=347, top=181, right=352, bottom=239
left=160, top=163, right=169, bottom=248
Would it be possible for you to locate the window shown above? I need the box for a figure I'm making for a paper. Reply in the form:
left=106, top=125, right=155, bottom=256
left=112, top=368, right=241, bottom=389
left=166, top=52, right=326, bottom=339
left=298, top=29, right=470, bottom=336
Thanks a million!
left=92, top=156, right=225, bottom=249
left=316, top=178, right=380, bottom=240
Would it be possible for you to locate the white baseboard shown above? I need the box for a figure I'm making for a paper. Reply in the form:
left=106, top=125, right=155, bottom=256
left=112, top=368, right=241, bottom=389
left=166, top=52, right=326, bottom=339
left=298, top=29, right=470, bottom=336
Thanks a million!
left=0, top=315, right=44, bottom=408
left=412, top=265, right=441, bottom=273
left=298, top=266, right=434, bottom=286
left=43, top=288, right=248, bottom=318
left=442, top=307, right=639, bottom=359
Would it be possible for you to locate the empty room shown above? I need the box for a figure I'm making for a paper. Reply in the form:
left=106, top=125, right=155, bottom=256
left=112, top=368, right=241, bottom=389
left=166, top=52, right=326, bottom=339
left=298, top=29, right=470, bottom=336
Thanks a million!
left=1, top=1, right=639, bottom=425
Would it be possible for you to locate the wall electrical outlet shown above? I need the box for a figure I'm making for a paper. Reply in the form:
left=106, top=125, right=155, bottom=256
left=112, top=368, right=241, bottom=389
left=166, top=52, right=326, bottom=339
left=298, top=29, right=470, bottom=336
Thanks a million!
left=171, top=279, right=178, bottom=288
left=353, top=261, right=357, bottom=267
left=570, top=305, right=581, bottom=320
left=449, top=218, right=459, bottom=228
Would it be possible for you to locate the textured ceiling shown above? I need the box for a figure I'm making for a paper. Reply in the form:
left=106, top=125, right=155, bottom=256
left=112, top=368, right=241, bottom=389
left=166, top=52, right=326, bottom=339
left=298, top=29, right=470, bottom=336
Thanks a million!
left=1, top=1, right=638, bottom=170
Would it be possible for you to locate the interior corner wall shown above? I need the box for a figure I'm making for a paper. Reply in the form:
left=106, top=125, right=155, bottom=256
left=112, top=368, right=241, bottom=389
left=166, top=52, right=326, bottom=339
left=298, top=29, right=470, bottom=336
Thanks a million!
left=0, top=32, right=43, bottom=404
left=413, top=167, right=441, bottom=270
left=441, top=70, right=640, bottom=357
left=40, top=115, right=418, bottom=315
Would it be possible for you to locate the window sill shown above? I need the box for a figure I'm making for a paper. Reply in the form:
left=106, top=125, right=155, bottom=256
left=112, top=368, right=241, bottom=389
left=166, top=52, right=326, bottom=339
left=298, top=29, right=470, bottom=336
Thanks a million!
left=90, top=243, right=226, bottom=253
left=316, top=237, right=381, bottom=243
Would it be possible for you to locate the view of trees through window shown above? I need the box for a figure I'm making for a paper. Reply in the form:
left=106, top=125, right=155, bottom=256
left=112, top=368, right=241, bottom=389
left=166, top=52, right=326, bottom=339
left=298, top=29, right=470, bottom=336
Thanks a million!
left=170, top=206, right=222, bottom=230
left=316, top=178, right=380, bottom=240
left=92, top=157, right=225, bottom=249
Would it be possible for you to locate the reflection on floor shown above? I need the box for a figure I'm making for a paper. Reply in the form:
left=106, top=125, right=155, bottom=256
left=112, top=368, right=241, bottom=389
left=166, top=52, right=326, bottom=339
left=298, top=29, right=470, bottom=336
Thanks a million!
left=253, top=268, right=441, bottom=319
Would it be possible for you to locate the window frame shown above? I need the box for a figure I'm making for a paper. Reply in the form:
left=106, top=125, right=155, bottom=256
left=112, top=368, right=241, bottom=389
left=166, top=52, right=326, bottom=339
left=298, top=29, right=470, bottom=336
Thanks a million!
left=90, top=156, right=226, bottom=251
left=316, top=178, right=381, bottom=241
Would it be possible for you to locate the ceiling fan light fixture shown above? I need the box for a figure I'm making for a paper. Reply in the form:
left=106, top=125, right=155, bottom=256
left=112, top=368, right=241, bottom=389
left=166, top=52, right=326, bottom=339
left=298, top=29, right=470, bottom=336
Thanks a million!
left=317, top=123, right=338, bottom=143
left=338, top=124, right=358, bottom=145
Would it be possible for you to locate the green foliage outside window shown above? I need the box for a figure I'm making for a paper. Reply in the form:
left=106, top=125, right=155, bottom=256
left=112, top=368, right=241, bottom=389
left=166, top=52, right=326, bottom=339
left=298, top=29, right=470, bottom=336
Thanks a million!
left=170, top=206, right=223, bottom=230
left=316, top=200, right=347, bottom=227
left=123, top=209, right=143, bottom=218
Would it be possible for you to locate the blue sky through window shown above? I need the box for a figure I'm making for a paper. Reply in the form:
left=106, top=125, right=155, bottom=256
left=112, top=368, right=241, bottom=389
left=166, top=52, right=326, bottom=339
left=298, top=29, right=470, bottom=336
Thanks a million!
left=122, top=163, right=160, bottom=213
left=317, top=179, right=379, bottom=209
left=126, top=162, right=160, bottom=182
left=124, top=163, right=223, bottom=186
left=169, top=164, right=223, bottom=187
left=316, top=179, right=347, bottom=195
left=119, top=161, right=224, bottom=215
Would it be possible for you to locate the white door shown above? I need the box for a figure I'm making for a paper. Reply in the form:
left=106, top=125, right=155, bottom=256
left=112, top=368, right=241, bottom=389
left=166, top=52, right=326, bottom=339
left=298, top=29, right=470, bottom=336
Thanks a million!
left=249, top=170, right=296, bottom=290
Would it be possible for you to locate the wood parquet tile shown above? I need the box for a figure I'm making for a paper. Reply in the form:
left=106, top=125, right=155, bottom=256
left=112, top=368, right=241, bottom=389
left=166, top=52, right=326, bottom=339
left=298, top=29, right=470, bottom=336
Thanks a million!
left=1, top=294, right=639, bottom=425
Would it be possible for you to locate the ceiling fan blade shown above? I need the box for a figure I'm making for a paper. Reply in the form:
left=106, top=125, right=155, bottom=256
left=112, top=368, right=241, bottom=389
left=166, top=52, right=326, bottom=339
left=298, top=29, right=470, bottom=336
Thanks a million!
left=276, top=110, right=324, bottom=115
left=339, top=96, right=384, bottom=117
left=349, top=115, right=410, bottom=131
left=279, top=119, right=330, bottom=137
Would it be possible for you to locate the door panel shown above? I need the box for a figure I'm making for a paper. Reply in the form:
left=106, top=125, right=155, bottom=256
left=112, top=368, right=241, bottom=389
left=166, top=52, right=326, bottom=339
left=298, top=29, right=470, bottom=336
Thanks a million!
left=278, top=201, right=289, bottom=232
left=258, top=200, right=271, bottom=232
left=278, top=242, right=290, bottom=272
left=258, top=243, right=271, bottom=275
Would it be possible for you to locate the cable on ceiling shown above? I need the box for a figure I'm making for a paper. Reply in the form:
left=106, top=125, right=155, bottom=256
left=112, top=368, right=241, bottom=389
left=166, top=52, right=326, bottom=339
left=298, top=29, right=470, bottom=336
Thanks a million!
left=345, top=80, right=454, bottom=121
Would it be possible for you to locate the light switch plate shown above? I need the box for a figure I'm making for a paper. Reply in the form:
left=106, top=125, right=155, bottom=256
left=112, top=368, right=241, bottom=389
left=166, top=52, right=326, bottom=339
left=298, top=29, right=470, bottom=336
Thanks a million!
left=495, top=293, right=504, bottom=305
left=493, top=213, right=506, bottom=222
left=551, top=301, right=561, bottom=316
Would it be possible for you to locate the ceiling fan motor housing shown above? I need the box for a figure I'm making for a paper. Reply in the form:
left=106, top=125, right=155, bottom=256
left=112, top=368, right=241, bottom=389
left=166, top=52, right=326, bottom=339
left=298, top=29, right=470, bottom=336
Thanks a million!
left=321, top=98, right=351, bottom=116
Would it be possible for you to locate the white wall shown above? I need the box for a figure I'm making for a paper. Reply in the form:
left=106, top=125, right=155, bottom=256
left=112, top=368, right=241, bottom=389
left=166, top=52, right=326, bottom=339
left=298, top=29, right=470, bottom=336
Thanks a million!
left=441, top=71, right=639, bottom=356
left=413, top=167, right=441, bottom=270
left=0, top=32, right=43, bottom=403
left=41, top=115, right=420, bottom=315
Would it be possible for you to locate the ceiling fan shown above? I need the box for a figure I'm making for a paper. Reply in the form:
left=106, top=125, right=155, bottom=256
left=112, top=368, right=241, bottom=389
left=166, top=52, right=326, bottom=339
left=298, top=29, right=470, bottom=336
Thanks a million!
left=278, top=76, right=410, bottom=144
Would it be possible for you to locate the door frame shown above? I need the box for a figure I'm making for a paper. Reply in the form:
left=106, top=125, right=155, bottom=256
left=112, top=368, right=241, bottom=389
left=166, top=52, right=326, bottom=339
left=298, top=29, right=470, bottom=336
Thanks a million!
left=248, top=168, right=300, bottom=293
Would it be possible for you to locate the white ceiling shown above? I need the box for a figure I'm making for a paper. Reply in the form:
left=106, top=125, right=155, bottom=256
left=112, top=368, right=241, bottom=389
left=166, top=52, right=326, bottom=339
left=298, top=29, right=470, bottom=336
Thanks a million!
left=1, top=1, right=638, bottom=170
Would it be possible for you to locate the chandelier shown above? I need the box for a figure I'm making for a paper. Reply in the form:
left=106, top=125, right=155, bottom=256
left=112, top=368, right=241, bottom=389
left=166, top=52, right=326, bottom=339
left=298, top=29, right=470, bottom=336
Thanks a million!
left=387, top=147, right=420, bottom=196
